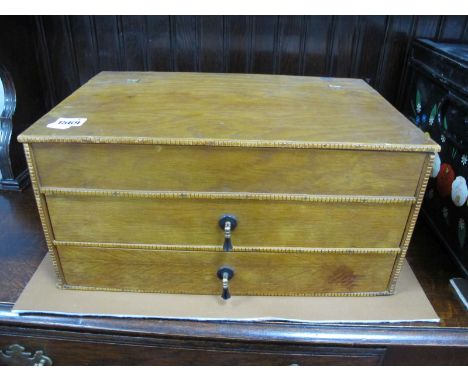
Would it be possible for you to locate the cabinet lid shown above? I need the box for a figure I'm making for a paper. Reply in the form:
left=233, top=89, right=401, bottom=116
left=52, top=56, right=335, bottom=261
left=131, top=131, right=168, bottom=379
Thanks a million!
left=19, top=72, right=439, bottom=152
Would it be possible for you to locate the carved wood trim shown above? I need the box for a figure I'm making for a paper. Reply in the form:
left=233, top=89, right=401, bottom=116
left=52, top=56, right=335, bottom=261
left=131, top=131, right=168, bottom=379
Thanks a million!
left=41, top=187, right=416, bottom=204
left=59, top=276, right=392, bottom=297
left=23, top=144, right=66, bottom=286
left=388, top=153, right=434, bottom=293
left=17, top=135, right=440, bottom=153
left=53, top=240, right=401, bottom=255
left=61, top=284, right=392, bottom=297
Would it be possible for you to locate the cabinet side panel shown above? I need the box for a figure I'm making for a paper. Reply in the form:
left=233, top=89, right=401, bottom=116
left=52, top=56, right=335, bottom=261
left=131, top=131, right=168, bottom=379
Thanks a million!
left=24, top=143, right=66, bottom=285
left=388, top=153, right=434, bottom=293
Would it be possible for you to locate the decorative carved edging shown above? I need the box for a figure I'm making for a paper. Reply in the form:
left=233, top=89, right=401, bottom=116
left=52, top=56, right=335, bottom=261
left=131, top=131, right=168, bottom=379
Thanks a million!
left=388, top=153, right=435, bottom=293
left=59, top=282, right=392, bottom=297
left=54, top=240, right=401, bottom=255
left=17, top=134, right=440, bottom=153
left=23, top=144, right=66, bottom=286
left=41, top=187, right=416, bottom=204
left=0, top=344, right=52, bottom=366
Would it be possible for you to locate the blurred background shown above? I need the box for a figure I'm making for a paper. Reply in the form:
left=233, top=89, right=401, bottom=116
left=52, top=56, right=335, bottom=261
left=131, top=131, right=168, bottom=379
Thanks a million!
left=2, top=16, right=467, bottom=113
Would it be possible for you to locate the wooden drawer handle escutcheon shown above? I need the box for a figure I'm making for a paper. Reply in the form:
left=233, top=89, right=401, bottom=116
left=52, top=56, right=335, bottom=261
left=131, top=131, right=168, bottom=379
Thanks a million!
left=217, top=266, right=235, bottom=300
left=0, top=344, right=53, bottom=366
left=218, top=215, right=238, bottom=251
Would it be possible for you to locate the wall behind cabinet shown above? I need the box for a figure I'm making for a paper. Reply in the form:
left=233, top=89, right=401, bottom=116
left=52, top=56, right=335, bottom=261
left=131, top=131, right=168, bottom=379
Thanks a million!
left=33, top=15, right=468, bottom=111
left=1, top=15, right=467, bottom=126
left=0, top=15, right=465, bottom=186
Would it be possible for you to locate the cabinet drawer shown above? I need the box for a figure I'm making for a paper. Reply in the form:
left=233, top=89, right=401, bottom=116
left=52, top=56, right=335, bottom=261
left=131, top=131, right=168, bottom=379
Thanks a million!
left=58, top=246, right=397, bottom=295
left=0, top=334, right=385, bottom=365
left=32, top=143, right=425, bottom=196
left=46, top=194, right=412, bottom=249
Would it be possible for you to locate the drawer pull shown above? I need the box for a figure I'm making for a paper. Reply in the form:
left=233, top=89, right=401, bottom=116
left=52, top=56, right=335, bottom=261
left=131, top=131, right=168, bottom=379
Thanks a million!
left=218, top=214, right=238, bottom=251
left=217, top=266, right=234, bottom=300
left=0, top=344, right=53, bottom=366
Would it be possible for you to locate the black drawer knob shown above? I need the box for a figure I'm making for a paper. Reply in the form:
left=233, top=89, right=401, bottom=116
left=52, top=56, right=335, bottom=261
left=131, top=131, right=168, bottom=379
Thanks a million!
left=217, top=266, right=234, bottom=300
left=218, top=215, right=237, bottom=252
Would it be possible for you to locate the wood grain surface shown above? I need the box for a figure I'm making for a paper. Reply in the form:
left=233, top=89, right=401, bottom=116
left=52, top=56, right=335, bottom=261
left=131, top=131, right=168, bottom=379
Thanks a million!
left=2, top=184, right=468, bottom=366
left=18, top=72, right=437, bottom=151
left=18, top=71, right=438, bottom=295
left=58, top=246, right=397, bottom=295
left=46, top=194, right=412, bottom=249
left=33, top=143, right=426, bottom=196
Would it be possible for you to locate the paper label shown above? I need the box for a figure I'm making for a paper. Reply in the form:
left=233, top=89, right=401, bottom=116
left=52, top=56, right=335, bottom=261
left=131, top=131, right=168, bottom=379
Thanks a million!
left=47, top=118, right=87, bottom=129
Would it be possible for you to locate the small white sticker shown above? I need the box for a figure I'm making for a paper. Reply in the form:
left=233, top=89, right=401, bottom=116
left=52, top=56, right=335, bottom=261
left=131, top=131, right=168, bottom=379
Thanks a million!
left=47, top=118, right=87, bottom=129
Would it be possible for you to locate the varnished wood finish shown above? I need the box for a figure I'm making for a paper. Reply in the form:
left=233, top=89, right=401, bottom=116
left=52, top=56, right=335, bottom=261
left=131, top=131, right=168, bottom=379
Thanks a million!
left=46, top=194, right=412, bottom=249
left=1, top=135, right=468, bottom=366
left=23, top=144, right=66, bottom=285
left=388, top=153, right=434, bottom=293
left=58, top=246, right=396, bottom=295
left=19, top=72, right=436, bottom=150
left=0, top=330, right=386, bottom=366
left=53, top=242, right=400, bottom=255
left=33, top=143, right=426, bottom=196
left=41, top=188, right=416, bottom=204
left=2, top=17, right=468, bottom=364
left=18, top=72, right=438, bottom=295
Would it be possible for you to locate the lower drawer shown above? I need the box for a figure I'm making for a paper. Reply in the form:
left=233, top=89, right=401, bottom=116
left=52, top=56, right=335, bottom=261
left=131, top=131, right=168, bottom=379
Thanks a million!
left=57, top=246, right=398, bottom=296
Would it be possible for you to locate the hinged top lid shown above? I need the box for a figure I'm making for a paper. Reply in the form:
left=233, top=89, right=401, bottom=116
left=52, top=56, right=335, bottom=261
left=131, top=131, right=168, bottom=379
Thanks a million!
left=19, top=71, right=439, bottom=152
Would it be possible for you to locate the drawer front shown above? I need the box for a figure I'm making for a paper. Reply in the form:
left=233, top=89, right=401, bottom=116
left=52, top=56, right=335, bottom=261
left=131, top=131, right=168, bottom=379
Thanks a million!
left=47, top=195, right=412, bottom=249
left=32, top=143, right=425, bottom=196
left=0, top=333, right=385, bottom=365
left=58, top=246, right=397, bottom=295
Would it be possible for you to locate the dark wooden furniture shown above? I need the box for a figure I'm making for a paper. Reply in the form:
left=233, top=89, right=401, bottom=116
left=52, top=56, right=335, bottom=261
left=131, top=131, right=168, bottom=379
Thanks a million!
left=1, top=16, right=467, bottom=365
left=400, top=39, right=468, bottom=304
left=0, top=187, right=467, bottom=365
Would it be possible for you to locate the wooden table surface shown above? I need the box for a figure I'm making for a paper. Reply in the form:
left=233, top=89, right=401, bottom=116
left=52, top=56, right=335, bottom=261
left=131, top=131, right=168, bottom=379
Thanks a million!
left=1, top=186, right=467, bottom=365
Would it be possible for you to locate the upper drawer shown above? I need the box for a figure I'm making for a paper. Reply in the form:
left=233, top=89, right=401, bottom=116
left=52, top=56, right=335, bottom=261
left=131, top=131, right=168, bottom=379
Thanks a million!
left=32, top=143, right=426, bottom=196
left=46, top=193, right=412, bottom=249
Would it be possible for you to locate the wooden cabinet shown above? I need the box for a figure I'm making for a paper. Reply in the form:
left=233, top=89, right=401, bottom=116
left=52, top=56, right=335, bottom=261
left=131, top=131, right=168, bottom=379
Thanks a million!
left=19, top=72, right=439, bottom=296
